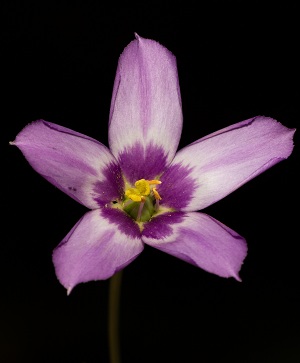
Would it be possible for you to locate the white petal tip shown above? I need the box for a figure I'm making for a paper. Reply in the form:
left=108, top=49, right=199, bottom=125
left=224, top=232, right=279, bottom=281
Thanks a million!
left=67, top=287, right=73, bottom=296
left=233, top=273, right=242, bottom=282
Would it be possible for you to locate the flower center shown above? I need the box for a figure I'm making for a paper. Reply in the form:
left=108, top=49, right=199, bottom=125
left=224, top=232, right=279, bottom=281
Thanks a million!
left=123, top=179, right=162, bottom=222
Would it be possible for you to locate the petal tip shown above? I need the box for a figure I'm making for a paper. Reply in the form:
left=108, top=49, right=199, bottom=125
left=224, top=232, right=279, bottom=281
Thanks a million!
left=67, top=287, right=73, bottom=296
left=234, top=274, right=242, bottom=282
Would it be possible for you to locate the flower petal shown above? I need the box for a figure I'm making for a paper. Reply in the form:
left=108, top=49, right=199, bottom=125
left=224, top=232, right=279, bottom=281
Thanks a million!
left=108, top=34, right=183, bottom=183
left=142, top=212, right=247, bottom=280
left=160, top=116, right=295, bottom=211
left=11, top=120, right=124, bottom=209
left=53, top=208, right=143, bottom=293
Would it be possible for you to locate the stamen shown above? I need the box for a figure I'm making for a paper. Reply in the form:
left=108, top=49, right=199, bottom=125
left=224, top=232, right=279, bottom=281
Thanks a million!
left=135, top=179, right=150, bottom=196
left=147, top=180, right=162, bottom=185
left=153, top=187, right=161, bottom=211
left=152, top=187, right=162, bottom=200
left=155, top=198, right=159, bottom=211
left=125, top=188, right=143, bottom=202
left=137, top=196, right=145, bottom=221
left=123, top=178, right=162, bottom=221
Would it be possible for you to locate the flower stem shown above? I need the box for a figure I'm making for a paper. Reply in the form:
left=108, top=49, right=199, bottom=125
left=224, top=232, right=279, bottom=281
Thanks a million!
left=108, top=270, right=123, bottom=363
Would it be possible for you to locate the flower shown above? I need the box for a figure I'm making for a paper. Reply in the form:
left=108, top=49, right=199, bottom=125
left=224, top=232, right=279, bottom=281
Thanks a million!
left=11, top=34, right=295, bottom=294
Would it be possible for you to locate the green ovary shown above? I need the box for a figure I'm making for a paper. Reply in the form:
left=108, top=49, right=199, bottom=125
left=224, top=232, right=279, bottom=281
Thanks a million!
left=123, top=195, right=156, bottom=222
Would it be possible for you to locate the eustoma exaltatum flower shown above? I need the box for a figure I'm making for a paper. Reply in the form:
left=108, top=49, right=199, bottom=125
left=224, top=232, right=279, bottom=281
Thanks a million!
left=11, top=34, right=295, bottom=294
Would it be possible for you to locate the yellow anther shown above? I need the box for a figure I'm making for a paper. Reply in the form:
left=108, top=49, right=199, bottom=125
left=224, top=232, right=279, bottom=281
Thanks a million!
left=125, top=178, right=162, bottom=202
left=147, top=180, right=162, bottom=185
left=134, top=179, right=150, bottom=196
left=125, top=188, right=143, bottom=202
left=153, top=187, right=162, bottom=200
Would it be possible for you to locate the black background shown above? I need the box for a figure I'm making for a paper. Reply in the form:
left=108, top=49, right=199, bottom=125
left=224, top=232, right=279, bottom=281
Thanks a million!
left=3, top=1, right=300, bottom=362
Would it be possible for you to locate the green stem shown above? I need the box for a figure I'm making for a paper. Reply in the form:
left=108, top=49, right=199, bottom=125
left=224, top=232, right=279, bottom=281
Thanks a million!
left=108, top=270, right=123, bottom=363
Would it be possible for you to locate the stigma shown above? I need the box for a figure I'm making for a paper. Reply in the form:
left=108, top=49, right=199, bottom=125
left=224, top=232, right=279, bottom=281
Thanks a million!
left=123, top=179, right=162, bottom=222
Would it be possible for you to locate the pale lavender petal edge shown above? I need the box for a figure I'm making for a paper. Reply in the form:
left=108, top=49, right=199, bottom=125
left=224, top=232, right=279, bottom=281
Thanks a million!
left=53, top=209, right=143, bottom=293
left=168, top=116, right=295, bottom=211
left=108, top=34, right=183, bottom=172
left=142, top=211, right=247, bottom=281
left=11, top=120, right=124, bottom=209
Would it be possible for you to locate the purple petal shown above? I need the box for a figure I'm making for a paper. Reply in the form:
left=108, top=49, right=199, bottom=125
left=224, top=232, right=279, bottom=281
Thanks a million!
left=116, top=142, right=168, bottom=184
left=142, top=212, right=247, bottom=280
left=53, top=209, right=143, bottom=293
left=159, top=163, right=197, bottom=210
left=162, top=116, right=295, bottom=211
left=11, top=120, right=124, bottom=209
left=108, top=34, right=183, bottom=180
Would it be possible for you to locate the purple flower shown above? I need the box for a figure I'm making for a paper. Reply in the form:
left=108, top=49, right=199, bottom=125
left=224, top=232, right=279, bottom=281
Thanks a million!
left=11, top=34, right=295, bottom=294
